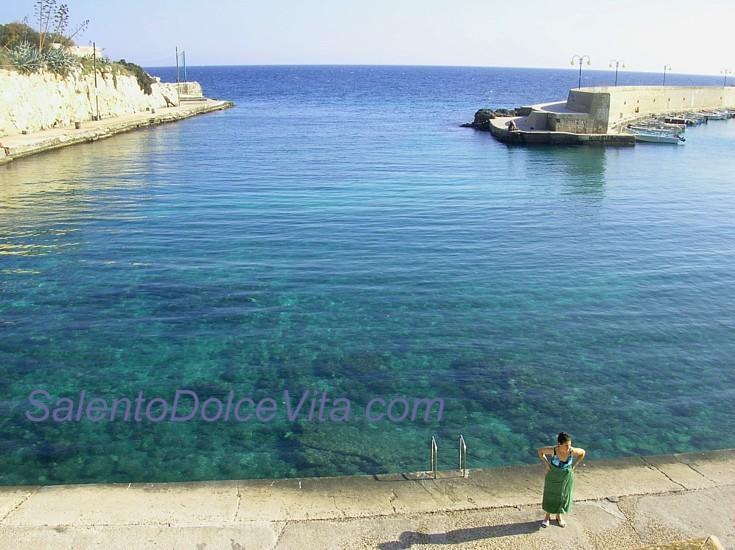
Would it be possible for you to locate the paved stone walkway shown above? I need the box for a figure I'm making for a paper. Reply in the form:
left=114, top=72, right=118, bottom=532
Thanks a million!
left=0, top=99, right=233, bottom=165
left=0, top=450, right=732, bottom=548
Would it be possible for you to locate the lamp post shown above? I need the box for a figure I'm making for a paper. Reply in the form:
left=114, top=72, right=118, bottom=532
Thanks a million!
left=721, top=69, right=732, bottom=86
left=662, top=64, right=672, bottom=86
left=176, top=48, right=187, bottom=95
left=609, top=59, right=625, bottom=86
left=571, top=54, right=591, bottom=89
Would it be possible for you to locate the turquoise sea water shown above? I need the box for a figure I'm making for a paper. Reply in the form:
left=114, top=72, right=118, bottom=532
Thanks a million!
left=1, top=66, right=734, bottom=485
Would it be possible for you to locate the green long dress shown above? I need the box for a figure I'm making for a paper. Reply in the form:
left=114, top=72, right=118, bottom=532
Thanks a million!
left=542, top=462, right=575, bottom=514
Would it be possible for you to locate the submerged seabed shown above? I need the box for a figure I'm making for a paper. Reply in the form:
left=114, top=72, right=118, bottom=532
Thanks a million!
left=1, top=66, right=734, bottom=485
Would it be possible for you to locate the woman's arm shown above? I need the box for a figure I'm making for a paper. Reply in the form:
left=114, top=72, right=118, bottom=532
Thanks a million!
left=573, top=447, right=586, bottom=470
left=537, top=446, right=553, bottom=470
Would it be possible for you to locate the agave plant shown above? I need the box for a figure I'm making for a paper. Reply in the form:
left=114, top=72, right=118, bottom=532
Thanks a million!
left=9, top=41, right=43, bottom=72
left=44, top=46, right=78, bottom=75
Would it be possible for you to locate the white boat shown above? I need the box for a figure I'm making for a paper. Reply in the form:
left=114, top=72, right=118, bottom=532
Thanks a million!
left=694, top=110, right=728, bottom=120
left=628, top=128, right=685, bottom=144
left=707, top=111, right=729, bottom=120
left=628, top=124, right=684, bottom=136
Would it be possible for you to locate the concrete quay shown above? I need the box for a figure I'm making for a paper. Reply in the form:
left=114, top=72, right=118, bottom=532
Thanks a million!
left=485, top=85, right=735, bottom=146
left=0, top=99, right=233, bottom=165
left=488, top=116, right=635, bottom=146
left=0, top=449, right=733, bottom=549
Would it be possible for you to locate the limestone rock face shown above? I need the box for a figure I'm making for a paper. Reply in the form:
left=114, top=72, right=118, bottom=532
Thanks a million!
left=0, top=68, right=198, bottom=137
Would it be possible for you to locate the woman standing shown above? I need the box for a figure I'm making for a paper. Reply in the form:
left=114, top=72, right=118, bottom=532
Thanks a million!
left=537, top=432, right=585, bottom=527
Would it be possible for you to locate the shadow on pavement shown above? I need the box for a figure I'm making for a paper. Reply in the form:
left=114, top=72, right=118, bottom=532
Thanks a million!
left=377, top=521, right=541, bottom=549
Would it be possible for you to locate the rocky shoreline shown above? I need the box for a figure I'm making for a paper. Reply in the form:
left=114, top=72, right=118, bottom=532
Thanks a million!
left=461, top=107, right=526, bottom=129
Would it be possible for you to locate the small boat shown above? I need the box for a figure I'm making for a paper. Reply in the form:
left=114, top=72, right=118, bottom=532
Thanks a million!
left=652, top=120, right=687, bottom=132
left=628, top=128, right=685, bottom=144
left=664, top=116, right=698, bottom=126
left=704, top=111, right=729, bottom=120
left=628, top=124, right=684, bottom=136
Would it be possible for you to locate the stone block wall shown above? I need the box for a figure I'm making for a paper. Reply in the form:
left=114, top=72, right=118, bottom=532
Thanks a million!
left=566, top=86, right=735, bottom=133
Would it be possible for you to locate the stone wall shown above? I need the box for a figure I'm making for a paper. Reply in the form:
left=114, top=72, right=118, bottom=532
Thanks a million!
left=551, top=113, right=597, bottom=133
left=562, top=91, right=612, bottom=133
left=0, top=68, right=193, bottom=138
left=568, top=86, right=735, bottom=133
left=524, top=100, right=609, bottom=134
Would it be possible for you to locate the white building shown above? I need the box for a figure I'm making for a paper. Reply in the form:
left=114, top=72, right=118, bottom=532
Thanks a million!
left=50, top=43, right=104, bottom=58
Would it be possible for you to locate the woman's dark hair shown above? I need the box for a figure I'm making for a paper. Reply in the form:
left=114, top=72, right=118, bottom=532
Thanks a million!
left=557, top=432, right=571, bottom=444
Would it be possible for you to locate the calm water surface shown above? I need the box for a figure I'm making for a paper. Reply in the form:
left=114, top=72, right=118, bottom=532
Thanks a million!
left=1, top=66, right=734, bottom=484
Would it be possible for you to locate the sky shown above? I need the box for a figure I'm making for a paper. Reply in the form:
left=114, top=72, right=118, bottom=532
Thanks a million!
left=1, top=0, right=733, bottom=75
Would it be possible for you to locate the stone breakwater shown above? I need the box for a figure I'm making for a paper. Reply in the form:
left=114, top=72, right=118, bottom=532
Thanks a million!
left=0, top=98, right=233, bottom=164
left=465, top=86, right=735, bottom=146
left=0, top=67, right=203, bottom=138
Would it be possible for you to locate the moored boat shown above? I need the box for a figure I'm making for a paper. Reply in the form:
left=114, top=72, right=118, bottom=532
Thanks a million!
left=628, top=128, right=685, bottom=144
left=628, top=124, right=684, bottom=136
left=695, top=110, right=728, bottom=120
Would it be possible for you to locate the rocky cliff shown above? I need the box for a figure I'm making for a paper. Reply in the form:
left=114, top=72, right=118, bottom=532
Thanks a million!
left=0, top=68, right=198, bottom=138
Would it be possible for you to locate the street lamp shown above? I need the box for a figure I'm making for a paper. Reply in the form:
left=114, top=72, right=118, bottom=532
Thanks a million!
left=609, top=59, right=625, bottom=86
left=721, top=69, right=732, bottom=86
left=662, top=64, right=672, bottom=86
left=571, top=54, right=591, bottom=89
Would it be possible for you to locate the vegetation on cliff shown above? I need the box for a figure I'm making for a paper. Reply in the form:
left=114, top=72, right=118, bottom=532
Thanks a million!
left=115, top=60, right=156, bottom=95
left=1, top=1, right=87, bottom=75
left=1, top=1, right=156, bottom=95
left=0, top=21, right=72, bottom=51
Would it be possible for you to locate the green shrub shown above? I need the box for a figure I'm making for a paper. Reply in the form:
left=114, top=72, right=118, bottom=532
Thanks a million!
left=8, top=40, right=43, bottom=72
left=0, top=22, right=40, bottom=50
left=7, top=40, right=82, bottom=75
left=44, top=46, right=77, bottom=75
left=0, top=48, right=13, bottom=69
left=79, top=53, right=112, bottom=75
left=116, top=59, right=154, bottom=95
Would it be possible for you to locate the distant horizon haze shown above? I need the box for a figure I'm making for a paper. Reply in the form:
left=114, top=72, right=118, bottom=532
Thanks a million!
left=142, top=62, right=730, bottom=81
left=1, top=0, right=733, bottom=77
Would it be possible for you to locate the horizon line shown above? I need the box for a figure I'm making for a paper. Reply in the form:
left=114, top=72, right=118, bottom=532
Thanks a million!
left=140, top=62, right=730, bottom=78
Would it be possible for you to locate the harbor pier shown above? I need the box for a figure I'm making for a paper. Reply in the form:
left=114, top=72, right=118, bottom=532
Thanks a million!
left=0, top=449, right=732, bottom=548
left=485, top=85, right=735, bottom=145
left=0, top=99, right=233, bottom=165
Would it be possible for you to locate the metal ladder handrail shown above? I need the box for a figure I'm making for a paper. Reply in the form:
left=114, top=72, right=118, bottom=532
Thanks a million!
left=428, top=435, right=468, bottom=479
left=458, top=434, right=468, bottom=478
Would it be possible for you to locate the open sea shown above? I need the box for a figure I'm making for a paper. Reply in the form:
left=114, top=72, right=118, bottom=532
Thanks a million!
left=1, top=66, right=734, bottom=485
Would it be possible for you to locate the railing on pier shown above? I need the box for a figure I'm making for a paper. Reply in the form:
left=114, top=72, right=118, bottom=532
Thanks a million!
left=427, top=435, right=468, bottom=479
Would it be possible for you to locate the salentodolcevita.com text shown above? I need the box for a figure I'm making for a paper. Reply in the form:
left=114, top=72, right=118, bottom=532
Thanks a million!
left=25, top=389, right=445, bottom=423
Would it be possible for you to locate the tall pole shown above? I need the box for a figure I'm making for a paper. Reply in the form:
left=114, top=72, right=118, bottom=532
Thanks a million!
left=176, top=46, right=180, bottom=96
left=571, top=55, right=591, bottom=89
left=721, top=69, right=731, bottom=87
left=662, top=64, right=671, bottom=86
left=183, top=50, right=187, bottom=84
left=610, top=59, right=624, bottom=86
left=93, top=41, right=99, bottom=121
left=578, top=60, right=583, bottom=88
